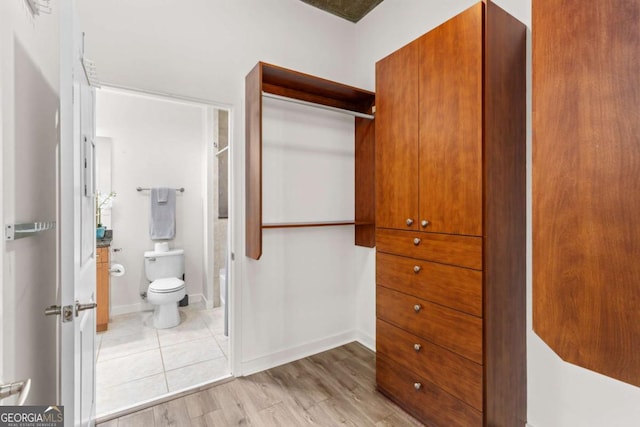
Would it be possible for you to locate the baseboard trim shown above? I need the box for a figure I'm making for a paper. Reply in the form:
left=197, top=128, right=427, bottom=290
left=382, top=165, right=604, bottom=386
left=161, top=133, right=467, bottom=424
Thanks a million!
left=355, top=331, right=376, bottom=352
left=239, top=330, right=358, bottom=376
left=110, top=302, right=151, bottom=317
left=111, top=293, right=205, bottom=317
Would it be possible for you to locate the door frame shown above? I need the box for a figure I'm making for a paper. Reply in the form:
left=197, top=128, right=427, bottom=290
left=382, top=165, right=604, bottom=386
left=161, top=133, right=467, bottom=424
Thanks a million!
left=90, top=84, right=237, bottom=419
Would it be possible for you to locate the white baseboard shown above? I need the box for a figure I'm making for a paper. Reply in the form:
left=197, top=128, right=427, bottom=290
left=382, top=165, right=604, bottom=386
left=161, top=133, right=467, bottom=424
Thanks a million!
left=110, top=302, right=152, bottom=317
left=239, top=330, right=359, bottom=376
left=111, top=293, right=205, bottom=317
left=355, top=330, right=375, bottom=352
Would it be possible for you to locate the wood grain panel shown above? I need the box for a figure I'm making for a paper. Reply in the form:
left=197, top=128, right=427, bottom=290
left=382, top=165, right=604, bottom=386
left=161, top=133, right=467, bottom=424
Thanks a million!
left=533, top=0, right=640, bottom=387
left=377, top=285, right=483, bottom=363
left=377, top=356, right=482, bottom=427
left=261, top=62, right=375, bottom=114
left=418, top=3, right=483, bottom=236
left=375, top=40, right=419, bottom=230
left=484, top=2, right=527, bottom=425
left=376, top=228, right=482, bottom=270
left=355, top=117, right=376, bottom=247
left=377, top=252, right=482, bottom=316
left=245, top=63, right=262, bottom=260
left=96, top=247, right=109, bottom=332
left=377, top=319, right=483, bottom=410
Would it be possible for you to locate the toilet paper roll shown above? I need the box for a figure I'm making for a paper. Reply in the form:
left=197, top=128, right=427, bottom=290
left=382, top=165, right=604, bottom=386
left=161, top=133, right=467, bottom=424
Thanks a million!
left=109, top=263, right=125, bottom=277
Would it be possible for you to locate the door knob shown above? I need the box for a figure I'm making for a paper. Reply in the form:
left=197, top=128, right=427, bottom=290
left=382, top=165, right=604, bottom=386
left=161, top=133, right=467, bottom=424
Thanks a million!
left=413, top=304, right=422, bottom=313
left=421, top=220, right=430, bottom=228
left=0, top=378, right=31, bottom=405
left=406, top=218, right=414, bottom=226
left=45, top=304, right=73, bottom=322
left=413, top=265, right=421, bottom=273
left=75, top=300, right=97, bottom=317
left=413, top=238, right=421, bottom=246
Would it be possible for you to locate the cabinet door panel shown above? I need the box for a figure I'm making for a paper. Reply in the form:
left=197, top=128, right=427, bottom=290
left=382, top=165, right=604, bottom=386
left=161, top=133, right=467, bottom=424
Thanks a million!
left=418, top=4, right=483, bottom=236
left=533, top=0, right=640, bottom=387
left=376, top=40, right=419, bottom=230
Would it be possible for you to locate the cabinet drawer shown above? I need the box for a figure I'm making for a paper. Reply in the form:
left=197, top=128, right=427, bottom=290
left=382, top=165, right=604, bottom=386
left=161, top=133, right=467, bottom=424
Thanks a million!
left=96, top=247, right=109, bottom=264
left=377, top=285, right=482, bottom=363
left=377, top=356, right=482, bottom=427
left=377, top=319, right=482, bottom=410
left=376, top=228, right=482, bottom=270
left=377, top=252, right=482, bottom=316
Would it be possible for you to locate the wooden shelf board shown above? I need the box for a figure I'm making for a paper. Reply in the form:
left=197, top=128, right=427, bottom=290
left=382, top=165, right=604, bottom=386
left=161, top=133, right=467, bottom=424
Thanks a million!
left=261, top=62, right=375, bottom=114
left=262, top=221, right=355, bottom=229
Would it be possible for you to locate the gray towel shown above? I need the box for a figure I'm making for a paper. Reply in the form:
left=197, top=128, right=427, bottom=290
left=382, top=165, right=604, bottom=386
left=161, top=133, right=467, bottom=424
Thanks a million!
left=150, top=188, right=176, bottom=239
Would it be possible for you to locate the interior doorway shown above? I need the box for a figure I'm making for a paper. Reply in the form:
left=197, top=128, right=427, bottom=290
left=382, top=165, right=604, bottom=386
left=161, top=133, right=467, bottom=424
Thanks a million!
left=92, top=87, right=232, bottom=419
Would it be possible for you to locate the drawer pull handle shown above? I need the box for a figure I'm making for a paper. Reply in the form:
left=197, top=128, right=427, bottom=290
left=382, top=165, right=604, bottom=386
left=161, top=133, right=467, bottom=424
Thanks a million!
left=414, top=382, right=422, bottom=390
left=421, top=220, right=430, bottom=228
left=413, top=265, right=421, bottom=273
left=413, top=304, right=422, bottom=313
left=406, top=218, right=414, bottom=226
left=414, top=343, right=422, bottom=352
left=413, top=238, right=421, bottom=246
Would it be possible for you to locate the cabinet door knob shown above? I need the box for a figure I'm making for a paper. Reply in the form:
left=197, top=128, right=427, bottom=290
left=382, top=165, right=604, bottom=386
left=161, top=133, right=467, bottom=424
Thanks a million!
left=413, top=238, right=421, bottom=246
left=414, top=343, right=422, bottom=352
left=406, top=218, right=414, bottom=226
left=413, top=265, right=421, bottom=273
left=413, top=304, right=422, bottom=313
left=421, top=220, right=430, bottom=228
left=414, top=382, right=422, bottom=390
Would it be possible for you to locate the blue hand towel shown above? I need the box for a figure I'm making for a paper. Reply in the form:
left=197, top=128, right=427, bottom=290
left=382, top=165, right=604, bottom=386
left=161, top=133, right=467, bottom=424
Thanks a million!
left=150, top=188, right=176, bottom=239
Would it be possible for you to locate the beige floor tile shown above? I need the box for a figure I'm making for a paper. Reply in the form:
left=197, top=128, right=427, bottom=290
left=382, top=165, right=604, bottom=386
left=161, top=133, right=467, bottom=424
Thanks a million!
left=98, top=329, right=159, bottom=362
left=97, top=348, right=164, bottom=389
left=97, top=374, right=167, bottom=417
left=161, top=336, right=224, bottom=371
left=165, top=357, right=230, bottom=392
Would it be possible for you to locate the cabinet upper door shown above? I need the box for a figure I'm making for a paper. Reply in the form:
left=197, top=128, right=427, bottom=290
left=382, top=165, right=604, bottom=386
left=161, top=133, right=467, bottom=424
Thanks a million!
left=376, top=40, right=420, bottom=230
left=418, top=4, right=483, bottom=236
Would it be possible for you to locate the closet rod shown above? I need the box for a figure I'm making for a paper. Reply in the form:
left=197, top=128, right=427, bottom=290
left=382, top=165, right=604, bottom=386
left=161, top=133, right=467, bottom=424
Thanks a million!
left=262, top=92, right=375, bottom=120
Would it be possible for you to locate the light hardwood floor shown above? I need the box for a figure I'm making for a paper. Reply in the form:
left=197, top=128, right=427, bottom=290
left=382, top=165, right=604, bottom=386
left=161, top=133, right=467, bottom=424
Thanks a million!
left=98, top=342, right=423, bottom=426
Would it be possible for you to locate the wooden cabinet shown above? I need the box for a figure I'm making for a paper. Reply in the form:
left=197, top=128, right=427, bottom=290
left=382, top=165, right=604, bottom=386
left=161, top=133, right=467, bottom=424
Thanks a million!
left=375, top=2, right=526, bottom=426
left=533, top=0, right=640, bottom=388
left=96, top=247, right=109, bottom=332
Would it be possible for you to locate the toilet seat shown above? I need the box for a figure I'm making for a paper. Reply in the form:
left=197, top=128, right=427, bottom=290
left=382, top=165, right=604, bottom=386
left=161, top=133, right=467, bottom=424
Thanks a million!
left=149, top=277, right=185, bottom=294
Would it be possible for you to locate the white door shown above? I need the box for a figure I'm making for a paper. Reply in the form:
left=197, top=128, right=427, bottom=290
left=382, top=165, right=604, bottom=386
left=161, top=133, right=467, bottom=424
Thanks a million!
left=59, top=0, right=97, bottom=426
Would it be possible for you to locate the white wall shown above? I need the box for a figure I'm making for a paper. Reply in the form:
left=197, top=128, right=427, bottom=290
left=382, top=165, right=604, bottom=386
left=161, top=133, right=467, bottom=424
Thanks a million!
left=77, top=0, right=360, bottom=375
left=95, top=89, right=209, bottom=313
left=78, top=1, right=640, bottom=425
left=0, top=1, right=60, bottom=404
left=355, top=1, right=640, bottom=426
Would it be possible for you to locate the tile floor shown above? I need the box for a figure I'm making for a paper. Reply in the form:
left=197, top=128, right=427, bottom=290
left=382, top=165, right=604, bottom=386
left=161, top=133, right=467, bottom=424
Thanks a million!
left=95, top=303, right=230, bottom=417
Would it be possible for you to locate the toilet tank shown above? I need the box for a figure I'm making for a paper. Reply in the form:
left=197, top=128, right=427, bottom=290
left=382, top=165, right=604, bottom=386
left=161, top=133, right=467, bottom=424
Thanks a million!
left=144, top=248, right=185, bottom=281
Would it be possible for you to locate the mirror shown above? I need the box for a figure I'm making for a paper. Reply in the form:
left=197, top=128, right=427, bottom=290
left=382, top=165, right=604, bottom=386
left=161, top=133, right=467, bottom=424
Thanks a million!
left=95, top=136, right=113, bottom=228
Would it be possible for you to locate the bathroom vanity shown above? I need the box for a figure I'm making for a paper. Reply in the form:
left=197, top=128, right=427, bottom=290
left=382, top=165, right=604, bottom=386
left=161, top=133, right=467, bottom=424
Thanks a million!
left=96, top=240, right=110, bottom=332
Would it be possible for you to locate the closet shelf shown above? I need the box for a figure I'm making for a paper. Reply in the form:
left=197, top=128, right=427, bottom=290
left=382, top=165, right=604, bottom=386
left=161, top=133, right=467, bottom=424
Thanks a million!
left=246, top=62, right=376, bottom=260
left=262, top=221, right=356, bottom=229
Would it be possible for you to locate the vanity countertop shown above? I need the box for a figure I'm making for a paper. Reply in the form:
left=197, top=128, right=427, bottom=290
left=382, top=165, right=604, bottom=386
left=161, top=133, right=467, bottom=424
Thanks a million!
left=97, top=238, right=112, bottom=248
left=97, top=229, right=113, bottom=248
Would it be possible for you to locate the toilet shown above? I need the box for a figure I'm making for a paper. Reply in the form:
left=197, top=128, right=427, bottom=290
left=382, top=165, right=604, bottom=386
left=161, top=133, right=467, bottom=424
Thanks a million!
left=144, top=245, right=186, bottom=329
